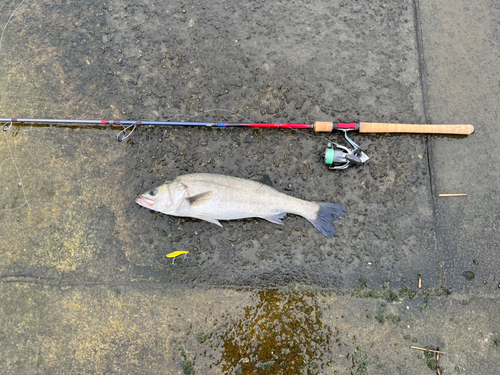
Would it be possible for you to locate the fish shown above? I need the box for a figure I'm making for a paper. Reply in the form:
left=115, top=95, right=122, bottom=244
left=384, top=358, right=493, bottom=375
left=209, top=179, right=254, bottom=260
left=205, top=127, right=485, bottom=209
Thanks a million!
left=135, top=173, right=346, bottom=238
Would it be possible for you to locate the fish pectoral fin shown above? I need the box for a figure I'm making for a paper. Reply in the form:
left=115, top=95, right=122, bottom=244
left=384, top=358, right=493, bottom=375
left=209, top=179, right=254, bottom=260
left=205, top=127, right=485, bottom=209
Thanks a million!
left=186, top=191, right=213, bottom=206
left=196, top=215, right=223, bottom=227
left=263, top=213, right=286, bottom=225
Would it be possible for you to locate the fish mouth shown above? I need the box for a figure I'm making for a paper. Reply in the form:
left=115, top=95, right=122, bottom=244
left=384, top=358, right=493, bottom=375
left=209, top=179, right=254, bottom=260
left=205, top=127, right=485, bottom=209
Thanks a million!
left=135, top=195, right=155, bottom=207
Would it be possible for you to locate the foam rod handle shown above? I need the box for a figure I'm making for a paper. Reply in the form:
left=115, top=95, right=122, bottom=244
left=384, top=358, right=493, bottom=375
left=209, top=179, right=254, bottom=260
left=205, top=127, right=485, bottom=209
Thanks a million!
left=359, top=122, right=475, bottom=135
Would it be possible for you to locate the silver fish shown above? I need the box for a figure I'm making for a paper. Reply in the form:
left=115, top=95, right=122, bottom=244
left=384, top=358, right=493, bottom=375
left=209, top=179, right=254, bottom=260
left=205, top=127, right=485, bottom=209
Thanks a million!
left=135, top=173, right=346, bottom=238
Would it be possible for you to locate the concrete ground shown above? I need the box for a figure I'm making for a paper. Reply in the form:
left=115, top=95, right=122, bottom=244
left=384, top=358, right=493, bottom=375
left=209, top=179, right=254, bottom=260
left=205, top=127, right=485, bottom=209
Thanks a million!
left=0, top=0, right=498, bottom=373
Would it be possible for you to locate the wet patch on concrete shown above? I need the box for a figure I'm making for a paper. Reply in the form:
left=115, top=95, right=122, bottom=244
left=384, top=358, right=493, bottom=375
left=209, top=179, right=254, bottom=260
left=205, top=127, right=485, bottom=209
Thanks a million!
left=105, top=0, right=436, bottom=290
left=127, top=125, right=436, bottom=290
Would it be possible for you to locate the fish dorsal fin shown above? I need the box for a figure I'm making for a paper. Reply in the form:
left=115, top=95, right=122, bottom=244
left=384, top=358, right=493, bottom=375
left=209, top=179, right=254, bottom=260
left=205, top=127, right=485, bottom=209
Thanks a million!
left=252, top=175, right=274, bottom=187
left=187, top=191, right=213, bottom=206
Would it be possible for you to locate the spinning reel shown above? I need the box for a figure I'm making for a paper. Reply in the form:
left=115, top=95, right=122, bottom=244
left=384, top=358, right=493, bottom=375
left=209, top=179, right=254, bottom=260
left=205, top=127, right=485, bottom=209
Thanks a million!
left=324, top=130, right=369, bottom=170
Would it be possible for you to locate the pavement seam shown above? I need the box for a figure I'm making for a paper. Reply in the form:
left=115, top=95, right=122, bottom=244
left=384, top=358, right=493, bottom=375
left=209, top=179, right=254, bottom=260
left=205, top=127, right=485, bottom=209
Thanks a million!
left=412, top=0, right=445, bottom=288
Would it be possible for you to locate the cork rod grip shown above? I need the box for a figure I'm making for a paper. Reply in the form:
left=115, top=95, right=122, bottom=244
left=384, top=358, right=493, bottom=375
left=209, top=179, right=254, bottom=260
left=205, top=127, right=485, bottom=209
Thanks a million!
left=359, top=122, right=475, bottom=135
left=313, top=121, right=334, bottom=132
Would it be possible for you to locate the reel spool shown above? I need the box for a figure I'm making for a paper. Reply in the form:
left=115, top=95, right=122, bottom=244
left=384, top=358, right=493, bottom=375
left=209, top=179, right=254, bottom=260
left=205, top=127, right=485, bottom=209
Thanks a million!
left=324, top=130, right=370, bottom=170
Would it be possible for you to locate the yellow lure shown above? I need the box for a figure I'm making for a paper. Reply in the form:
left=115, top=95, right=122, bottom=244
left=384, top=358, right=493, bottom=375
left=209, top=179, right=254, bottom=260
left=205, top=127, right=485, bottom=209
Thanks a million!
left=166, top=251, right=189, bottom=258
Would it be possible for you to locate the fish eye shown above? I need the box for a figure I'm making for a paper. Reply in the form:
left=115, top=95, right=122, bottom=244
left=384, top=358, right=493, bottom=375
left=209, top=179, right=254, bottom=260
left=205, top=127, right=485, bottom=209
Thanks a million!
left=149, top=188, right=157, bottom=196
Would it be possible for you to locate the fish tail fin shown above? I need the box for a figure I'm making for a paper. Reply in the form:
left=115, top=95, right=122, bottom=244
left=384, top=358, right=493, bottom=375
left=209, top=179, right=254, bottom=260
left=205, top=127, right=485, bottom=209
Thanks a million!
left=307, top=202, right=347, bottom=238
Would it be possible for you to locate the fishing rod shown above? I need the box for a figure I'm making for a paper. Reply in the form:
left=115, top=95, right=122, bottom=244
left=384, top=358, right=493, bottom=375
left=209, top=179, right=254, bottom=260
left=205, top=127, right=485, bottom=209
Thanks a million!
left=1, top=118, right=474, bottom=170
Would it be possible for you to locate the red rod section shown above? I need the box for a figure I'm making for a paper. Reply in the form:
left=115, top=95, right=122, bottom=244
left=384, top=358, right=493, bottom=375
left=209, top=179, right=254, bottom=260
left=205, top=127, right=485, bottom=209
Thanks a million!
left=336, top=122, right=358, bottom=130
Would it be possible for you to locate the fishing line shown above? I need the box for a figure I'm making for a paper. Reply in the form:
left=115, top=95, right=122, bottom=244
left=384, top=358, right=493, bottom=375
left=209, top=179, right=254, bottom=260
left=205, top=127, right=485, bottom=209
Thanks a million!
left=1, top=121, right=12, bottom=131
left=116, top=121, right=137, bottom=142
left=2, top=127, right=30, bottom=209
left=0, top=0, right=28, bottom=53
left=0, top=155, right=31, bottom=179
